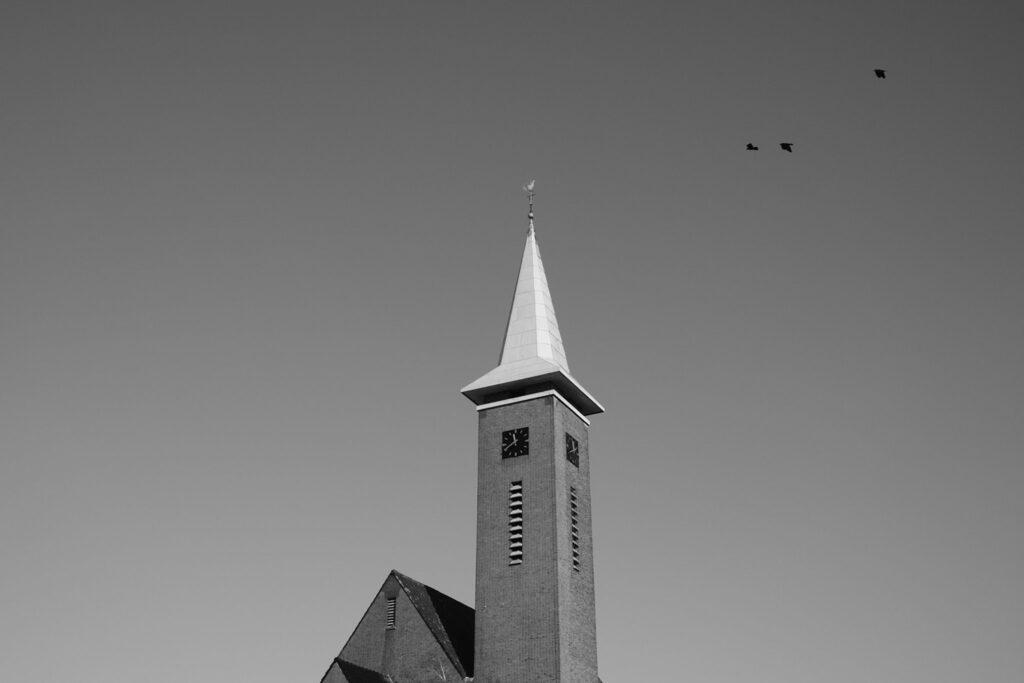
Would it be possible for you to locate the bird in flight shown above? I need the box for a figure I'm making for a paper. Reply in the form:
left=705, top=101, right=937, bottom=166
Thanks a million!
left=874, top=69, right=887, bottom=79
left=780, top=143, right=794, bottom=152
left=746, top=143, right=759, bottom=150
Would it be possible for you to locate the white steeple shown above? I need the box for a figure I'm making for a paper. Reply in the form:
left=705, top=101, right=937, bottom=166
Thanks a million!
left=462, top=185, right=603, bottom=416
left=497, top=223, right=570, bottom=372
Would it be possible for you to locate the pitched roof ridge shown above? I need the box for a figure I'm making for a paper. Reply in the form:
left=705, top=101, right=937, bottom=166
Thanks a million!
left=391, top=570, right=474, bottom=678
left=390, top=569, right=472, bottom=610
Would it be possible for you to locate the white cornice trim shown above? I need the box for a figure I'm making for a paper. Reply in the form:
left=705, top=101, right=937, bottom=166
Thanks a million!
left=474, top=389, right=591, bottom=426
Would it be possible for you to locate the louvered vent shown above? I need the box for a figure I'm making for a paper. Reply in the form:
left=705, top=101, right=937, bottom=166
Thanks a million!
left=385, top=597, right=396, bottom=629
left=509, top=481, right=523, bottom=565
left=569, top=487, right=580, bottom=572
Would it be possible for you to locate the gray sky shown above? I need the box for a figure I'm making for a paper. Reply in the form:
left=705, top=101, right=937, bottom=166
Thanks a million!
left=2, top=2, right=1022, bottom=682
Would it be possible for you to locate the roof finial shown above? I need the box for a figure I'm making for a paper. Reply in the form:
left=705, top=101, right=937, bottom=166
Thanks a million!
left=523, top=179, right=535, bottom=231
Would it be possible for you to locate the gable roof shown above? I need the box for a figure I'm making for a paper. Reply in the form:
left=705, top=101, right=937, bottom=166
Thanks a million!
left=391, top=570, right=475, bottom=679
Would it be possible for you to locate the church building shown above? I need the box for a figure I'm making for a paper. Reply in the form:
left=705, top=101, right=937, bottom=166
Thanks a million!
left=319, top=190, right=605, bottom=683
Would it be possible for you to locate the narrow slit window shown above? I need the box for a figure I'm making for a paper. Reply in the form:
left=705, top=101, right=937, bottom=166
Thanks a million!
left=385, top=597, right=396, bottom=629
left=569, top=487, right=581, bottom=572
left=510, top=481, right=524, bottom=565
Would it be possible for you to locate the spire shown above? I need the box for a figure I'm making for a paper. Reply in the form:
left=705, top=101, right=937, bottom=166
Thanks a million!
left=525, top=179, right=535, bottom=231
left=462, top=183, right=603, bottom=416
left=497, top=208, right=569, bottom=372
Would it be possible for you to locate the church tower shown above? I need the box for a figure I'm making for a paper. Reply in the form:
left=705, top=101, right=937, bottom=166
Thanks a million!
left=462, top=187, right=604, bottom=683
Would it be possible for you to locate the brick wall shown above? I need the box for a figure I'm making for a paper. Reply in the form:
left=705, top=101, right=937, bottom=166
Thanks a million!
left=339, top=575, right=461, bottom=682
left=474, top=394, right=599, bottom=683
left=554, top=400, right=599, bottom=683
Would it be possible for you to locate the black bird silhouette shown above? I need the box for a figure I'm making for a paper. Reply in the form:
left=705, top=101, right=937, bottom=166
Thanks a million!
left=746, top=143, right=759, bottom=150
left=780, top=143, right=793, bottom=152
left=874, top=69, right=886, bottom=78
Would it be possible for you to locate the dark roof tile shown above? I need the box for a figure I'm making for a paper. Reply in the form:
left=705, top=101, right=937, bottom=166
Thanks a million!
left=392, top=570, right=475, bottom=678
left=331, top=659, right=388, bottom=683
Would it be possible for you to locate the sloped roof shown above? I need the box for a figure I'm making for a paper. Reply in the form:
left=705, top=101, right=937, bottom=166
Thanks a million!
left=392, top=570, right=475, bottom=679
left=320, top=658, right=388, bottom=683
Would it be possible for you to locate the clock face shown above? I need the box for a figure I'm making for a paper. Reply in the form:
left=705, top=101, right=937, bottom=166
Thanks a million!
left=501, top=427, right=529, bottom=459
left=565, top=433, right=580, bottom=468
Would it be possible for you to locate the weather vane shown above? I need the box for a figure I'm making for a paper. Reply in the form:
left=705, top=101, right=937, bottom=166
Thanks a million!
left=523, top=179, right=535, bottom=227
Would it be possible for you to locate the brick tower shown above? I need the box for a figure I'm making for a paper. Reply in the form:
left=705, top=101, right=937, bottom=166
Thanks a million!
left=462, top=187, right=604, bottom=683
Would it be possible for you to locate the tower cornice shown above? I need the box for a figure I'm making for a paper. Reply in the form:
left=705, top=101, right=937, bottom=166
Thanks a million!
left=461, top=357, right=604, bottom=416
left=471, top=388, right=592, bottom=426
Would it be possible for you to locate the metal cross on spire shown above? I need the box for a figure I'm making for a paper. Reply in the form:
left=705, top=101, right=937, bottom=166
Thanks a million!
left=523, top=179, right=536, bottom=229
